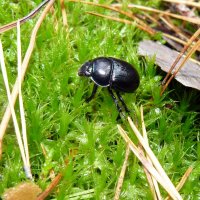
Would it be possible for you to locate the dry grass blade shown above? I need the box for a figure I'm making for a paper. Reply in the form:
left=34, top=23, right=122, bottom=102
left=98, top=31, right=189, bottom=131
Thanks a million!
left=86, top=11, right=188, bottom=47
left=71, top=0, right=193, bottom=46
left=175, top=167, right=193, bottom=192
left=87, top=11, right=156, bottom=35
left=165, top=167, right=193, bottom=200
left=0, top=0, right=51, bottom=34
left=163, top=0, right=200, bottom=8
left=114, top=144, right=130, bottom=200
left=86, top=11, right=132, bottom=24
left=161, top=39, right=200, bottom=95
left=70, top=0, right=155, bottom=35
left=163, top=33, right=191, bottom=47
left=165, top=166, right=193, bottom=200
left=127, top=117, right=182, bottom=200
left=138, top=144, right=158, bottom=200
left=0, top=0, right=55, bottom=158
left=140, top=106, right=161, bottom=200
left=143, top=13, right=161, bottom=25
left=159, top=16, right=188, bottom=41
left=113, top=4, right=200, bottom=25
left=144, top=165, right=158, bottom=199
left=0, top=41, right=28, bottom=174
left=17, top=21, right=32, bottom=179
left=118, top=125, right=182, bottom=200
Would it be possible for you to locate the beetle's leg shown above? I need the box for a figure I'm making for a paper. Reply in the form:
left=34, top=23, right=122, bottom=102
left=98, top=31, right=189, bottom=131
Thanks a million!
left=116, top=91, right=130, bottom=113
left=108, top=87, right=123, bottom=114
left=86, top=84, right=98, bottom=103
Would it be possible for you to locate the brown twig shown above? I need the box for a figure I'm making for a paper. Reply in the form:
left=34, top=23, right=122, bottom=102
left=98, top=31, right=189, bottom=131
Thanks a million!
left=161, top=37, right=200, bottom=95
left=142, top=13, right=162, bottom=26
left=37, top=173, right=62, bottom=200
left=0, top=0, right=51, bottom=34
left=0, top=0, right=55, bottom=159
left=86, top=11, right=149, bottom=34
left=37, top=149, right=77, bottom=200
left=161, top=28, right=200, bottom=89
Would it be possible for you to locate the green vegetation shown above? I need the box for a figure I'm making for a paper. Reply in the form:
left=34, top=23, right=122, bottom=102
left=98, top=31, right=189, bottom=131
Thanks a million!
left=0, top=1, right=199, bottom=199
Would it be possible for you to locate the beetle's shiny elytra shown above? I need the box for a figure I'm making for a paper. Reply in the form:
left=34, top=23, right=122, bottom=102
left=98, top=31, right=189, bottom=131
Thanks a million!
left=78, top=57, right=140, bottom=113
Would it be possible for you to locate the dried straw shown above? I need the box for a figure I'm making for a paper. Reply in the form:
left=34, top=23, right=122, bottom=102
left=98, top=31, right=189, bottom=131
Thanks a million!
left=0, top=41, right=28, bottom=175
left=127, top=117, right=182, bottom=200
left=114, top=144, right=130, bottom=200
left=163, top=0, right=200, bottom=8
left=118, top=125, right=182, bottom=200
left=17, top=20, right=32, bottom=179
left=0, top=0, right=55, bottom=158
left=112, top=3, right=200, bottom=25
left=140, top=106, right=161, bottom=200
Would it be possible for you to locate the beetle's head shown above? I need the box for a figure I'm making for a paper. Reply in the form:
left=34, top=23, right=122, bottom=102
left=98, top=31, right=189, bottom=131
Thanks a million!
left=78, top=61, right=93, bottom=77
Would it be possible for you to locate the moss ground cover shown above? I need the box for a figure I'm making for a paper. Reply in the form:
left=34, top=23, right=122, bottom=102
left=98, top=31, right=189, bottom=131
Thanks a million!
left=0, top=1, right=199, bottom=199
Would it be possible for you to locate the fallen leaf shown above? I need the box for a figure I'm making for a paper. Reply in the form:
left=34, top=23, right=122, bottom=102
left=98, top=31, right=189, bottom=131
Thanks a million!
left=138, top=40, right=200, bottom=90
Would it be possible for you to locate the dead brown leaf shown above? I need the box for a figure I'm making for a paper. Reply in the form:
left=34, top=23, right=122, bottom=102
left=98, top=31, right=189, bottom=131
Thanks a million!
left=138, top=40, right=200, bottom=90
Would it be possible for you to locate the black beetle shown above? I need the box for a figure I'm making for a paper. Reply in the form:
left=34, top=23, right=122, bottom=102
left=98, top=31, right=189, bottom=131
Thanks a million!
left=78, top=57, right=140, bottom=114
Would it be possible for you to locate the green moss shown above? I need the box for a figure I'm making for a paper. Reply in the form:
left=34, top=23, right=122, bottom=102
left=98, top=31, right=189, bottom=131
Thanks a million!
left=0, top=1, right=199, bottom=199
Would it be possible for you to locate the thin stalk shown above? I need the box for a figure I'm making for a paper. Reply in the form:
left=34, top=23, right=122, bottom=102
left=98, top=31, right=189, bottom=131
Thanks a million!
left=140, top=106, right=161, bottom=200
left=165, top=167, right=193, bottom=200
left=112, top=3, right=200, bottom=25
left=0, top=0, right=55, bottom=158
left=70, top=0, right=155, bottom=35
left=138, top=144, right=158, bottom=200
left=0, top=0, right=51, bottom=33
left=17, top=21, right=32, bottom=179
left=161, top=39, right=200, bottom=95
left=163, top=0, right=200, bottom=8
left=60, top=0, right=68, bottom=29
left=160, top=16, right=188, bottom=41
left=37, top=173, right=62, bottom=200
left=162, top=28, right=200, bottom=87
left=114, top=144, right=130, bottom=200
left=118, top=125, right=182, bottom=200
left=86, top=11, right=190, bottom=47
left=127, top=117, right=182, bottom=200
left=0, top=41, right=27, bottom=175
